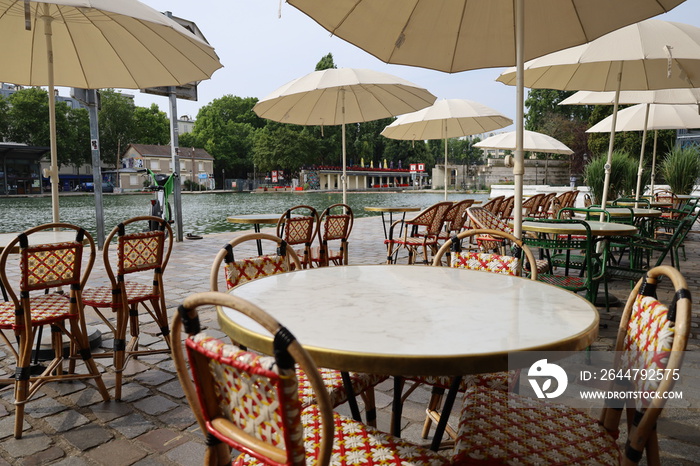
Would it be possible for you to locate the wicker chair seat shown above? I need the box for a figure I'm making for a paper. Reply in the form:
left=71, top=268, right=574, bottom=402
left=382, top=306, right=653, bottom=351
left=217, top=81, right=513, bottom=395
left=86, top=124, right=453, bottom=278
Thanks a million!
left=0, top=293, right=74, bottom=328
left=234, top=404, right=451, bottom=466
left=83, top=281, right=159, bottom=308
left=452, top=389, right=619, bottom=465
left=296, top=368, right=388, bottom=407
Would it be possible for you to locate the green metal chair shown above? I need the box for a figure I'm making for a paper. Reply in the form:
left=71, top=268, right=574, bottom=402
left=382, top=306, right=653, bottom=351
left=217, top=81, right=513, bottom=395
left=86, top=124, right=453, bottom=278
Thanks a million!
left=522, top=218, right=604, bottom=304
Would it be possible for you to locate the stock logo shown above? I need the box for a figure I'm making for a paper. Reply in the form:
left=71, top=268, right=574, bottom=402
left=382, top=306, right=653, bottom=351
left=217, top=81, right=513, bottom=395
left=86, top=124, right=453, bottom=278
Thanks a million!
left=528, top=359, right=568, bottom=399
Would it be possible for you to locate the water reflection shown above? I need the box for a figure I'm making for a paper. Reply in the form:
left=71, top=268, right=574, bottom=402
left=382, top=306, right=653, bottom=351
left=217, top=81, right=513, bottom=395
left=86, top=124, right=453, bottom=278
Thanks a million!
left=0, top=191, right=488, bottom=236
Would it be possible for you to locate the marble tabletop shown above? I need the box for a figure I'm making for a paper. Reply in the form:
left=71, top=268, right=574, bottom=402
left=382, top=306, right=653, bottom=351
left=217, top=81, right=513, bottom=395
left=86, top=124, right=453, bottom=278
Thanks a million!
left=0, top=231, right=83, bottom=253
left=218, top=265, right=599, bottom=377
left=521, top=220, right=637, bottom=237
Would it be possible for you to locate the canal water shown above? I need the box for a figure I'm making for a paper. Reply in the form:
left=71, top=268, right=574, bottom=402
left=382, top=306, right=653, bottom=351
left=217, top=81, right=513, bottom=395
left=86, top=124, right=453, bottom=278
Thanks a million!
left=0, top=191, right=489, bottom=237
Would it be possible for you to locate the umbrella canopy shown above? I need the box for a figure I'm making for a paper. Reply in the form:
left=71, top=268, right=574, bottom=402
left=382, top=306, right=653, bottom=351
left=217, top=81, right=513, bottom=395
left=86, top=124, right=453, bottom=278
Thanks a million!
left=474, top=130, right=574, bottom=155
left=381, top=99, right=512, bottom=199
left=287, top=0, right=685, bottom=238
left=587, top=104, right=700, bottom=133
left=587, top=103, right=700, bottom=196
left=562, top=89, right=700, bottom=197
left=0, top=0, right=222, bottom=224
left=253, top=68, right=437, bottom=203
left=498, top=19, right=700, bottom=210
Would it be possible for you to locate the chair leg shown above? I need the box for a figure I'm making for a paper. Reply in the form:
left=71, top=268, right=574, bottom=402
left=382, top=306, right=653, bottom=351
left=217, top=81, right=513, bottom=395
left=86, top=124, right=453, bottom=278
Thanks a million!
left=421, top=386, right=445, bottom=439
left=113, top=306, right=130, bottom=400
left=360, top=389, right=377, bottom=428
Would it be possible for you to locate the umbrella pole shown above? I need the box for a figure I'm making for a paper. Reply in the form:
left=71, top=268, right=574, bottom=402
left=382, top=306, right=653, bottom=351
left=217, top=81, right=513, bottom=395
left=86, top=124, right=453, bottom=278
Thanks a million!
left=634, top=103, right=650, bottom=204
left=444, top=122, right=448, bottom=200
left=341, top=91, right=347, bottom=204
left=599, top=62, right=623, bottom=216
left=513, top=0, right=525, bottom=239
left=43, top=10, right=59, bottom=223
left=650, top=130, right=659, bottom=195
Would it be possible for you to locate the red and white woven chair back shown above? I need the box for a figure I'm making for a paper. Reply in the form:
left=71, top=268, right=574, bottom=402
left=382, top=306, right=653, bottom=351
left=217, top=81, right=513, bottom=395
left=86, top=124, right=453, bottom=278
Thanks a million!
left=621, top=294, right=676, bottom=409
left=118, top=230, right=165, bottom=275
left=426, top=202, right=452, bottom=236
left=224, top=255, right=290, bottom=290
left=323, top=214, right=351, bottom=241
left=20, top=241, right=83, bottom=292
left=186, top=334, right=306, bottom=465
left=467, top=207, right=513, bottom=234
left=450, top=251, right=520, bottom=276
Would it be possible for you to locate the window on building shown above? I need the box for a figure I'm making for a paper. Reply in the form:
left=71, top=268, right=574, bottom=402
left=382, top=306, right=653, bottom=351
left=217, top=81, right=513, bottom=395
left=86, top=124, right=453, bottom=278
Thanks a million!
left=198, top=162, right=204, bottom=172
left=151, top=160, right=160, bottom=170
left=130, top=175, right=138, bottom=186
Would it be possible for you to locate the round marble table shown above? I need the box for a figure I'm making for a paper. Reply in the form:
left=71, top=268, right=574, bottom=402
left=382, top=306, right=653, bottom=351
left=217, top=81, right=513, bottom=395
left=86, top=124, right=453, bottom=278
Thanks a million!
left=604, top=208, right=662, bottom=218
left=521, top=220, right=637, bottom=237
left=0, top=231, right=83, bottom=254
left=218, top=265, right=599, bottom=377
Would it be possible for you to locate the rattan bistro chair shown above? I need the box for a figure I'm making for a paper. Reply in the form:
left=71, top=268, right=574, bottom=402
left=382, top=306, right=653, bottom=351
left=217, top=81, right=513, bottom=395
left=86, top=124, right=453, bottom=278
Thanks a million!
left=82, top=216, right=173, bottom=400
left=0, top=223, right=110, bottom=438
left=310, top=203, right=354, bottom=267
left=385, top=201, right=452, bottom=264
left=276, top=205, right=319, bottom=269
left=451, top=265, right=691, bottom=465
left=210, top=232, right=386, bottom=427
left=172, top=292, right=451, bottom=466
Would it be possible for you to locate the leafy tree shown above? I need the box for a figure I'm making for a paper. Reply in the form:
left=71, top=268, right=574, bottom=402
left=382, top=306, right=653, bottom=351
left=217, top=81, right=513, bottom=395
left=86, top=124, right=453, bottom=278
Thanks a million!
left=6, top=87, right=79, bottom=168
left=133, top=104, right=169, bottom=145
left=62, top=107, right=91, bottom=169
left=0, top=95, right=9, bottom=140
left=98, top=89, right=135, bottom=167
left=252, top=123, right=319, bottom=174
left=191, top=95, right=264, bottom=177
left=315, top=53, right=337, bottom=71
left=525, top=89, right=593, bottom=130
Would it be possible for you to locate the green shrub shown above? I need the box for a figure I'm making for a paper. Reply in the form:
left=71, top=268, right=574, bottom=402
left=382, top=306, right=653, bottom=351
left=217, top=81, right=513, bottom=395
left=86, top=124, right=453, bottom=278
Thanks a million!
left=583, top=151, right=639, bottom=204
left=659, top=145, right=700, bottom=195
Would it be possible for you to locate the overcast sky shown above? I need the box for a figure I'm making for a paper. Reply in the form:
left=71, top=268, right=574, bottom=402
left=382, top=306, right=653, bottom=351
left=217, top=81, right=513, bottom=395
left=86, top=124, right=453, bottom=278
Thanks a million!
left=127, top=1, right=700, bottom=132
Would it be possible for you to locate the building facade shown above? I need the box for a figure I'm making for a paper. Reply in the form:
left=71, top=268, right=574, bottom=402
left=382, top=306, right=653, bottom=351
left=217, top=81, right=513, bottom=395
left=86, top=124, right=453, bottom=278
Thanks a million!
left=119, top=144, right=215, bottom=191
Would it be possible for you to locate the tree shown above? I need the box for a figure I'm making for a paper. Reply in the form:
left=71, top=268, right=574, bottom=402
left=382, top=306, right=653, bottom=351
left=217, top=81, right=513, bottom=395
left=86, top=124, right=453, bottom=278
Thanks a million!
left=252, top=123, right=319, bottom=174
left=6, top=87, right=78, bottom=168
left=98, top=89, right=135, bottom=167
left=62, top=107, right=91, bottom=169
left=0, top=95, right=9, bottom=140
left=525, top=89, right=593, bottom=131
left=133, top=104, right=169, bottom=145
left=191, top=95, right=264, bottom=177
left=315, top=53, right=337, bottom=71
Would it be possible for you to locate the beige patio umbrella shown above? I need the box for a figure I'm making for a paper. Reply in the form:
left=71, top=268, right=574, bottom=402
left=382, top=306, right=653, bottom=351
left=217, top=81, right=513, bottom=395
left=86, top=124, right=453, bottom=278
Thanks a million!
left=498, top=19, right=700, bottom=210
left=253, top=67, right=437, bottom=204
left=474, top=130, right=574, bottom=155
left=561, top=89, right=700, bottom=197
left=0, top=0, right=223, bottom=223
left=287, top=0, right=685, bottom=238
left=380, top=99, right=512, bottom=200
left=586, top=103, right=700, bottom=196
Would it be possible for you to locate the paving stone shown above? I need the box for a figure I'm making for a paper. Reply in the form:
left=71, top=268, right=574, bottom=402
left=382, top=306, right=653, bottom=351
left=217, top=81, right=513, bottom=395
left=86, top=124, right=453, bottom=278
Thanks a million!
left=44, top=409, right=90, bottom=433
left=0, top=431, right=52, bottom=458
left=24, top=396, right=68, bottom=419
left=136, top=428, right=189, bottom=453
left=86, top=439, right=148, bottom=466
left=63, top=424, right=114, bottom=451
left=0, top=414, right=29, bottom=439
left=158, top=406, right=197, bottom=431
left=44, top=380, right=87, bottom=396
left=121, top=359, right=150, bottom=377
left=118, top=383, right=150, bottom=403
left=133, top=394, right=178, bottom=416
left=48, top=457, right=91, bottom=466
left=133, top=369, right=175, bottom=387
left=17, top=445, right=65, bottom=466
left=157, top=380, right=185, bottom=399
left=108, top=413, right=154, bottom=439
left=67, top=387, right=110, bottom=408
left=165, top=440, right=207, bottom=465
left=0, top=457, right=11, bottom=466
left=89, top=400, right=133, bottom=422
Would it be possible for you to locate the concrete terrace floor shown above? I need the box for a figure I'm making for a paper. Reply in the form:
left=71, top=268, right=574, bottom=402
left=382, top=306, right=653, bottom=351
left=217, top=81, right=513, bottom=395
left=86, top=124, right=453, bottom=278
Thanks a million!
left=0, top=215, right=698, bottom=465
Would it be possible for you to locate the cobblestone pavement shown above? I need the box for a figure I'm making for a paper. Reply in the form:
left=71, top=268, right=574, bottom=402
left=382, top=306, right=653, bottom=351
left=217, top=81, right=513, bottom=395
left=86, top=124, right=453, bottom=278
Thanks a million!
left=1, top=215, right=699, bottom=465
